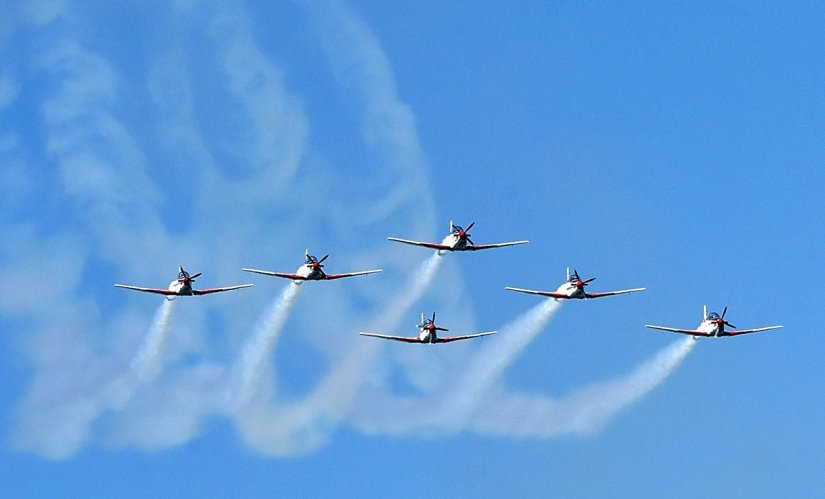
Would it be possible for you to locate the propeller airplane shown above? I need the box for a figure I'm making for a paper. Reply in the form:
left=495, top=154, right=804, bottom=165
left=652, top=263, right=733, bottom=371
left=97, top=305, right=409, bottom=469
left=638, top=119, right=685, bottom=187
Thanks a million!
left=506, top=267, right=645, bottom=300
left=114, top=266, right=253, bottom=300
left=645, top=306, right=783, bottom=337
left=242, top=250, right=382, bottom=283
left=387, top=221, right=528, bottom=254
left=360, top=312, right=497, bottom=344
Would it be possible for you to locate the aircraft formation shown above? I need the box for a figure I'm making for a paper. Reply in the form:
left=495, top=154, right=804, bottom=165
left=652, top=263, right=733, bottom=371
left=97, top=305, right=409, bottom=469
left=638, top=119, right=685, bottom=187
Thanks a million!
left=115, top=220, right=784, bottom=343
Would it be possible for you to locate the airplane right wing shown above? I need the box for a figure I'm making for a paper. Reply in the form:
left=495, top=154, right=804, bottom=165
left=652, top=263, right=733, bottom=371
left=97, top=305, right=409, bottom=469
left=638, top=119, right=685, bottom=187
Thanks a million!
left=466, top=241, right=529, bottom=251
left=437, top=331, right=497, bottom=343
left=644, top=324, right=711, bottom=336
left=726, top=325, right=784, bottom=336
left=359, top=332, right=420, bottom=343
left=504, top=287, right=569, bottom=299
left=386, top=237, right=451, bottom=251
left=324, top=270, right=383, bottom=280
left=242, top=268, right=306, bottom=280
left=586, top=288, right=646, bottom=298
left=193, top=284, right=253, bottom=295
left=114, top=284, right=178, bottom=296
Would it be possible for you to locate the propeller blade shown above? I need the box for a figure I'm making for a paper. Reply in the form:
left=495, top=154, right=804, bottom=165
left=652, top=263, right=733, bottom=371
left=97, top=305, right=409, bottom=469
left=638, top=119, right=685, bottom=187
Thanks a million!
left=467, top=237, right=475, bottom=245
left=724, top=321, right=736, bottom=329
left=722, top=306, right=728, bottom=319
left=465, top=221, right=475, bottom=232
left=432, top=312, right=436, bottom=324
left=583, top=277, right=596, bottom=284
left=318, top=254, right=329, bottom=264
left=190, top=272, right=202, bottom=280
left=436, top=327, right=449, bottom=332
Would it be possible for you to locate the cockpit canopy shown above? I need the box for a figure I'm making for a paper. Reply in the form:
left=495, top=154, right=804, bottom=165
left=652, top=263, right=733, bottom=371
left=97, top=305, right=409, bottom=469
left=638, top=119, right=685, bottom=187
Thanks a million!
left=706, top=312, right=720, bottom=321
left=451, top=224, right=465, bottom=234
left=178, top=271, right=189, bottom=280
left=568, top=270, right=581, bottom=282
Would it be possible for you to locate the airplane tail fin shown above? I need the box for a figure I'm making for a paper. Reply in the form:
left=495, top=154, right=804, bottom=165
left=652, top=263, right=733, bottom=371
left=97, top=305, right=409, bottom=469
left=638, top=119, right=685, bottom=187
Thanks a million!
left=449, top=220, right=454, bottom=232
left=566, top=266, right=570, bottom=281
left=703, top=304, right=707, bottom=320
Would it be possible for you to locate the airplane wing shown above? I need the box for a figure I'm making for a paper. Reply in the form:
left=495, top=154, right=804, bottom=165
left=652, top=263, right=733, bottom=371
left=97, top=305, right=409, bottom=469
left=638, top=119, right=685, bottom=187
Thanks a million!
left=324, top=270, right=383, bottom=280
left=242, top=268, right=306, bottom=280
left=359, top=332, right=421, bottom=343
left=437, top=331, right=497, bottom=343
left=586, top=287, right=646, bottom=298
left=192, top=284, right=253, bottom=295
left=644, top=324, right=711, bottom=336
left=114, top=284, right=178, bottom=296
left=726, top=325, right=784, bottom=336
left=386, top=237, right=451, bottom=251
left=465, top=241, right=529, bottom=251
left=505, top=287, right=570, bottom=299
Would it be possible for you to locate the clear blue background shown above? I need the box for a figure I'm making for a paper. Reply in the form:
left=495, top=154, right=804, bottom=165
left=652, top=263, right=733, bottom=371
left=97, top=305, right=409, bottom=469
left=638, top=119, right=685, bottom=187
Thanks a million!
left=1, top=1, right=822, bottom=497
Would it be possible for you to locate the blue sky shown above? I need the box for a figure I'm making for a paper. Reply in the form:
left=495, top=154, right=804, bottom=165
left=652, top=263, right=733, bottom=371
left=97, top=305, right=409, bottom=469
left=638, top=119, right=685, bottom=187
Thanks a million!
left=2, top=1, right=824, bottom=497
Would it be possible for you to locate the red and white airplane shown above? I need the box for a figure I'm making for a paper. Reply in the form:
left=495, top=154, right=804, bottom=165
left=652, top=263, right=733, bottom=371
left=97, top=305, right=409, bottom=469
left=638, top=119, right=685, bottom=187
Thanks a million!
left=114, top=266, right=253, bottom=300
left=242, top=250, right=382, bottom=283
left=387, top=221, right=528, bottom=254
left=645, top=306, right=783, bottom=337
left=506, top=267, right=645, bottom=300
left=360, top=312, right=497, bottom=344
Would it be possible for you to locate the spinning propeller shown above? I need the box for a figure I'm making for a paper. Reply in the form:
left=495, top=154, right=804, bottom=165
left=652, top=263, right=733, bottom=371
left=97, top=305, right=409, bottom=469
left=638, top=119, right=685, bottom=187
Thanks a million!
left=713, top=306, right=736, bottom=329
left=419, top=312, right=449, bottom=331
left=305, top=252, right=330, bottom=269
left=178, top=266, right=202, bottom=285
left=570, top=269, right=596, bottom=289
left=453, top=221, right=476, bottom=245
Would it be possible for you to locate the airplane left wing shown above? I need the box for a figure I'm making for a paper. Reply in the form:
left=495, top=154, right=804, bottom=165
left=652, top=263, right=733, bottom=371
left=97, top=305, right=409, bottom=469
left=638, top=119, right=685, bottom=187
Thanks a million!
left=437, top=331, right=497, bottom=343
left=359, top=332, right=420, bottom=343
left=586, top=288, right=646, bottom=298
left=644, top=325, right=711, bottom=336
left=466, top=241, right=529, bottom=251
left=726, top=325, right=784, bottom=336
left=193, top=284, right=253, bottom=295
left=324, top=269, right=383, bottom=280
left=114, top=284, right=178, bottom=296
left=386, top=237, right=451, bottom=251
left=505, top=287, right=569, bottom=299
left=242, top=268, right=305, bottom=280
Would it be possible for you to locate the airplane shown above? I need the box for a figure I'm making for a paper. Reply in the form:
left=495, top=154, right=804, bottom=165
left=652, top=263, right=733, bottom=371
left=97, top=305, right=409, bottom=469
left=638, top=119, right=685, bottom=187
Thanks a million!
left=645, top=306, right=784, bottom=337
left=505, top=267, right=645, bottom=300
left=360, top=312, right=497, bottom=344
left=114, top=265, right=253, bottom=300
left=242, top=250, right=382, bottom=283
left=387, top=221, right=529, bottom=254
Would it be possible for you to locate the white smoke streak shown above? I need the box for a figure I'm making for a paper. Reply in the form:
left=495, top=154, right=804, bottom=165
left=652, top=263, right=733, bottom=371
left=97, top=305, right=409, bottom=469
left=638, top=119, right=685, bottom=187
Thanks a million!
left=12, top=299, right=178, bottom=458
left=348, top=297, right=561, bottom=435
left=232, top=282, right=301, bottom=408
left=434, top=298, right=562, bottom=430
left=471, top=337, right=698, bottom=437
left=235, top=252, right=444, bottom=456
left=129, top=299, right=177, bottom=383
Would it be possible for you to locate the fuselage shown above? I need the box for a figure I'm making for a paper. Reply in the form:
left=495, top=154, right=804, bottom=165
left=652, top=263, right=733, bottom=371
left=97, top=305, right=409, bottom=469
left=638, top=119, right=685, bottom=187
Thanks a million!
left=556, top=281, right=587, bottom=298
left=440, top=232, right=469, bottom=251
left=167, top=279, right=192, bottom=298
left=418, top=325, right=438, bottom=343
left=296, top=263, right=325, bottom=280
left=696, top=314, right=728, bottom=337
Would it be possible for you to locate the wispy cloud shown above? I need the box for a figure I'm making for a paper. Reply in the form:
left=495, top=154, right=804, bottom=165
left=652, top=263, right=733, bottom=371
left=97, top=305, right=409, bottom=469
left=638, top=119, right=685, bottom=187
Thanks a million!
left=5, top=0, right=692, bottom=460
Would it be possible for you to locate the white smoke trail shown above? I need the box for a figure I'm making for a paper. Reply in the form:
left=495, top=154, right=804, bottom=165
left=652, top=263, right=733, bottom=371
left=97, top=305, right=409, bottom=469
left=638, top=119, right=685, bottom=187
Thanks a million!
left=129, top=299, right=177, bottom=383
left=433, top=298, right=562, bottom=430
left=471, top=336, right=698, bottom=437
left=235, top=252, right=444, bottom=456
left=233, top=282, right=301, bottom=408
left=348, top=297, right=561, bottom=435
